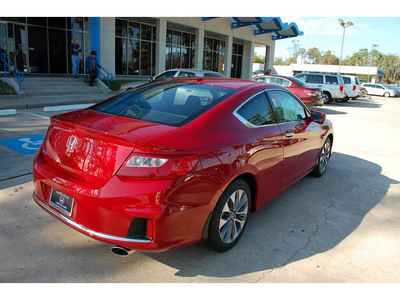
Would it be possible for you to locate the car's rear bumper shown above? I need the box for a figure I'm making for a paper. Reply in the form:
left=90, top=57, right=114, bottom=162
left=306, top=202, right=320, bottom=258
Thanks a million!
left=33, top=152, right=218, bottom=252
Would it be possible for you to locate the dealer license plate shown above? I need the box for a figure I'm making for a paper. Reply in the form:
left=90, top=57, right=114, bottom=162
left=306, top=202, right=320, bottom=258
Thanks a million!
left=49, top=189, right=74, bottom=216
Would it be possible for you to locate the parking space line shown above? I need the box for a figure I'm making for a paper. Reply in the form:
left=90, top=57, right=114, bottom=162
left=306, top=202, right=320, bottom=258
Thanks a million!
left=24, top=112, right=50, bottom=120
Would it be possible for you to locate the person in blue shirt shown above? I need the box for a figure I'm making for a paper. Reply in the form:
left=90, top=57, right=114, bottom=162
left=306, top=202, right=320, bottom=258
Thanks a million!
left=70, top=39, right=81, bottom=79
left=85, top=51, right=103, bottom=86
left=264, top=69, right=272, bottom=75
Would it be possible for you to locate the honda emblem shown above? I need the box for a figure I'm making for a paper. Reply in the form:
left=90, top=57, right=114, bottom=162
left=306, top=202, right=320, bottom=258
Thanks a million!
left=66, top=136, right=78, bottom=150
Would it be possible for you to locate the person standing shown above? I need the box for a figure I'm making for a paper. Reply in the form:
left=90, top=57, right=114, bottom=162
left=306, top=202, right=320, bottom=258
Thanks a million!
left=70, top=39, right=81, bottom=79
left=264, top=68, right=272, bottom=75
left=85, top=51, right=102, bottom=86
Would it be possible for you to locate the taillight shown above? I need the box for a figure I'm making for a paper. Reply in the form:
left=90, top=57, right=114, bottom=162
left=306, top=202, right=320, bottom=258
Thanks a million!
left=304, top=90, right=321, bottom=97
left=353, top=85, right=356, bottom=91
left=117, top=153, right=199, bottom=179
left=340, top=86, right=344, bottom=92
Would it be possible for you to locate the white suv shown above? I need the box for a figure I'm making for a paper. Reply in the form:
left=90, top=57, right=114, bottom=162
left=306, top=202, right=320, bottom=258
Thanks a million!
left=294, top=73, right=346, bottom=104
left=340, top=75, right=360, bottom=101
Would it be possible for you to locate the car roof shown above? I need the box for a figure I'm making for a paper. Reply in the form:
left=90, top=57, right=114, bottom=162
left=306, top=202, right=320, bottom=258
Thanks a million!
left=162, top=77, right=260, bottom=90
left=163, top=69, right=223, bottom=74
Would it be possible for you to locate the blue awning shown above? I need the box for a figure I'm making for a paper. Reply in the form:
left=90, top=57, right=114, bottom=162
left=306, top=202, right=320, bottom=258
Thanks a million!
left=202, top=17, right=303, bottom=40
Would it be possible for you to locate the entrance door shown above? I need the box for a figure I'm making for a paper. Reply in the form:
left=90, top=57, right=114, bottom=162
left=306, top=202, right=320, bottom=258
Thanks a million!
left=12, top=24, right=27, bottom=72
left=28, top=26, right=48, bottom=73
left=0, top=22, right=7, bottom=70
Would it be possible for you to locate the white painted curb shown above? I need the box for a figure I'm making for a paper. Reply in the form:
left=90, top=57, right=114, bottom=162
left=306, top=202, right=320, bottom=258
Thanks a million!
left=43, top=103, right=96, bottom=112
left=0, top=109, right=17, bottom=116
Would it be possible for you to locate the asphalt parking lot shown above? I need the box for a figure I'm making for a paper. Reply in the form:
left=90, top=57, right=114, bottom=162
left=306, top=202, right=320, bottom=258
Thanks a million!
left=0, top=96, right=399, bottom=283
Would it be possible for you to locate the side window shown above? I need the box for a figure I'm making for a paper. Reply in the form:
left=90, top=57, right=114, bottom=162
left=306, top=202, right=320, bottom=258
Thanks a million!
left=376, top=85, right=384, bottom=89
left=282, top=79, right=291, bottom=87
left=236, top=92, right=276, bottom=126
left=253, top=77, right=266, bottom=82
left=177, top=71, right=195, bottom=77
left=307, top=75, right=323, bottom=84
left=267, top=90, right=306, bottom=123
left=325, top=76, right=338, bottom=85
left=155, top=71, right=177, bottom=80
left=342, top=77, right=351, bottom=84
left=270, top=77, right=284, bottom=86
left=355, top=77, right=360, bottom=85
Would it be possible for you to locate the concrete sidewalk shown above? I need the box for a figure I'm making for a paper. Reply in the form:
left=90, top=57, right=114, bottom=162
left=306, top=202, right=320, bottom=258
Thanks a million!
left=0, top=80, right=147, bottom=110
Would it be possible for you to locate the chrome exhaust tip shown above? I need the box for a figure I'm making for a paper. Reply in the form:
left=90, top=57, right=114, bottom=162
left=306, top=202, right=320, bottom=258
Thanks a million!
left=111, top=246, right=135, bottom=257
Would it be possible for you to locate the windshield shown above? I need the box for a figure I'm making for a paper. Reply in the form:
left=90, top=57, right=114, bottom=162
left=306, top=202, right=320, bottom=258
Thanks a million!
left=91, top=82, right=236, bottom=127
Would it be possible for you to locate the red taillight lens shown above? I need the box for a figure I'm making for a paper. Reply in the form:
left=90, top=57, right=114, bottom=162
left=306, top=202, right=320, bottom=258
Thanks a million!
left=340, top=86, right=344, bottom=92
left=353, top=85, right=356, bottom=91
left=117, top=154, right=199, bottom=179
left=304, top=90, right=321, bottom=97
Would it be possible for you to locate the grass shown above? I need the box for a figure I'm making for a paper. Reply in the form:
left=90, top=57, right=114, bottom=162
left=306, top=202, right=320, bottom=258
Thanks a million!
left=101, top=79, right=144, bottom=91
left=0, top=80, right=17, bottom=95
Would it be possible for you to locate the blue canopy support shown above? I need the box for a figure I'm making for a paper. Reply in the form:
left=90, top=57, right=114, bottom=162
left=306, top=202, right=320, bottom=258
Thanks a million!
left=201, top=17, right=303, bottom=39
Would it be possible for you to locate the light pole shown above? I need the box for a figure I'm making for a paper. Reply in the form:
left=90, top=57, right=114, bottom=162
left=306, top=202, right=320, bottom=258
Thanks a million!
left=338, top=19, right=354, bottom=74
left=368, top=44, right=379, bottom=82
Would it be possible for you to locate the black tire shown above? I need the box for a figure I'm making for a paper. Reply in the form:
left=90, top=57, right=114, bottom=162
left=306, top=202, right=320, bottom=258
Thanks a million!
left=207, top=179, right=251, bottom=252
left=323, top=92, right=333, bottom=104
left=310, top=137, right=332, bottom=177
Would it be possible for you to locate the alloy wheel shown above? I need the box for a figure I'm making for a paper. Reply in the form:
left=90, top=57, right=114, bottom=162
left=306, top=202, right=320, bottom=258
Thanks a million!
left=319, top=139, right=331, bottom=173
left=218, top=189, right=249, bottom=244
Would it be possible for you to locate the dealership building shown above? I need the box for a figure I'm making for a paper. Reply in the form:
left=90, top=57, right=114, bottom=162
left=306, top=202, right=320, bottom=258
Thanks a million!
left=0, top=17, right=303, bottom=80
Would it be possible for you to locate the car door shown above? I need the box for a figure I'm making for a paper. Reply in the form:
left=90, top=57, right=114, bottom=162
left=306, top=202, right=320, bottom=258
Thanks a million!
left=234, top=91, right=284, bottom=209
left=266, top=89, right=321, bottom=188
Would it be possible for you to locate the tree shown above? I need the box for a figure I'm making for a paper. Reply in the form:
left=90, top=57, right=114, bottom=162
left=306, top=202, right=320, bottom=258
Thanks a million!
left=274, top=57, right=288, bottom=65
left=253, top=54, right=265, bottom=64
left=287, top=40, right=306, bottom=64
left=348, top=48, right=369, bottom=66
left=306, top=47, right=322, bottom=64
left=321, top=50, right=339, bottom=65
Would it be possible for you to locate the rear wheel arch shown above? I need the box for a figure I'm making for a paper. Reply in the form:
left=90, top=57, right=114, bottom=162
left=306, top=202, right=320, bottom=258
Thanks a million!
left=201, top=172, right=257, bottom=239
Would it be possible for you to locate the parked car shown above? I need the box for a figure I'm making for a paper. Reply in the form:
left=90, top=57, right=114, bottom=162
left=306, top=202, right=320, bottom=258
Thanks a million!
left=340, top=75, right=361, bottom=101
left=359, top=87, right=368, bottom=98
left=360, top=83, right=397, bottom=97
left=119, top=69, right=227, bottom=91
left=294, top=73, right=346, bottom=104
left=252, top=75, right=324, bottom=107
left=33, top=77, right=333, bottom=254
left=388, top=84, right=400, bottom=96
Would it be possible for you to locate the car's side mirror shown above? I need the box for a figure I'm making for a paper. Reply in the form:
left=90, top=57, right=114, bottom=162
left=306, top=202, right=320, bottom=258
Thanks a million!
left=311, top=110, right=326, bottom=124
left=148, top=78, right=153, bottom=83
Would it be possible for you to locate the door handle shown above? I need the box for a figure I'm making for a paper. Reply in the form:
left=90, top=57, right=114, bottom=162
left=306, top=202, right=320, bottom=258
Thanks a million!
left=285, top=132, right=294, bottom=137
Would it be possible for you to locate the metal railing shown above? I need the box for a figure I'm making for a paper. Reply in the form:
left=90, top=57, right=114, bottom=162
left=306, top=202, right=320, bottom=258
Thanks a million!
left=1, top=53, right=24, bottom=92
left=97, top=66, right=113, bottom=90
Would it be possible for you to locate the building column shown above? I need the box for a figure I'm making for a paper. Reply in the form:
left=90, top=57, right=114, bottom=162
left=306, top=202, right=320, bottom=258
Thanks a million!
left=155, top=18, right=167, bottom=75
left=224, top=35, right=233, bottom=77
left=194, top=27, right=204, bottom=70
left=90, top=17, right=101, bottom=62
left=100, top=17, right=115, bottom=75
left=241, top=40, right=255, bottom=79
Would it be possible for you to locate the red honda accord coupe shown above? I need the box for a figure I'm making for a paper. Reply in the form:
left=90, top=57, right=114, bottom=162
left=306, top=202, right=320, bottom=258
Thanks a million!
left=33, top=77, right=333, bottom=255
left=252, top=75, right=324, bottom=107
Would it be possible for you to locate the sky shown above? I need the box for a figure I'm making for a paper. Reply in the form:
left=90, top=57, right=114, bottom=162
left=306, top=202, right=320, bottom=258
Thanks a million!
left=263, top=17, right=400, bottom=61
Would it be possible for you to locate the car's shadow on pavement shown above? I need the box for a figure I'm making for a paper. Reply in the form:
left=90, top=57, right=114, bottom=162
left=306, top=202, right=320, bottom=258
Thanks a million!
left=144, top=152, right=398, bottom=278
left=330, top=98, right=382, bottom=109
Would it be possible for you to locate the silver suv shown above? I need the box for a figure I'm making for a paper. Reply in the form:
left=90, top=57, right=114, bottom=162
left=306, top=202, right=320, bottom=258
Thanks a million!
left=294, top=73, right=346, bottom=104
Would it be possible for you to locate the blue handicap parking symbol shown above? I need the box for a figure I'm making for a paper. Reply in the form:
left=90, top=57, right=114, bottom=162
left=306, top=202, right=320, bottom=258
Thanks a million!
left=0, top=133, right=46, bottom=155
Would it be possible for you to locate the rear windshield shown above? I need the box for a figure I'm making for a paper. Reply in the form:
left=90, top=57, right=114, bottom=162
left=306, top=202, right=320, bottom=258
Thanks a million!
left=91, top=82, right=236, bottom=127
left=290, top=77, right=307, bottom=86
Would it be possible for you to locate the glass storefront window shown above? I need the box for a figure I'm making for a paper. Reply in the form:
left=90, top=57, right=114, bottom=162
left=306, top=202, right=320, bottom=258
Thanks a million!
left=48, top=17, right=66, bottom=29
left=27, top=18, right=47, bottom=26
left=128, top=22, right=140, bottom=39
left=203, top=36, right=225, bottom=74
left=231, top=42, right=243, bottom=78
left=67, top=17, right=84, bottom=32
left=115, top=19, right=127, bottom=37
left=165, top=29, right=196, bottom=70
left=115, top=18, right=156, bottom=76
